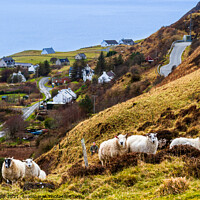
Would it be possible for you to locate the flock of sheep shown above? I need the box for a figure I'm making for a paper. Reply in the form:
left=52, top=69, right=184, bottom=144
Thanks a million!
left=1, top=133, right=199, bottom=184
left=2, top=158, right=46, bottom=184
left=98, top=133, right=200, bottom=166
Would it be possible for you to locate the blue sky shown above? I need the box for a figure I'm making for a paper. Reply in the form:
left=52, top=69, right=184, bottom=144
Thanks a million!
left=0, top=0, right=198, bottom=57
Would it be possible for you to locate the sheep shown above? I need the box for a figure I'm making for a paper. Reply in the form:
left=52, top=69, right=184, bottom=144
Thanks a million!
left=98, top=134, right=128, bottom=166
left=127, top=133, right=158, bottom=154
left=23, top=158, right=41, bottom=179
left=39, top=170, right=46, bottom=180
left=170, top=137, right=200, bottom=150
left=2, top=157, right=26, bottom=184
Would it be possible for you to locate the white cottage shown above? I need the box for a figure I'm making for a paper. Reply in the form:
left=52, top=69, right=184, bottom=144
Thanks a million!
left=28, top=64, right=39, bottom=74
left=53, top=88, right=76, bottom=104
left=119, top=39, right=135, bottom=45
left=98, top=71, right=115, bottom=84
left=101, top=40, right=118, bottom=47
left=41, top=47, right=55, bottom=55
left=0, top=57, right=15, bottom=68
left=11, top=71, right=26, bottom=82
left=82, top=64, right=94, bottom=82
left=75, top=53, right=87, bottom=60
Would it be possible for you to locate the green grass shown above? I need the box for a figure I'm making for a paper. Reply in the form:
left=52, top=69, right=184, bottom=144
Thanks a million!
left=11, top=45, right=106, bottom=65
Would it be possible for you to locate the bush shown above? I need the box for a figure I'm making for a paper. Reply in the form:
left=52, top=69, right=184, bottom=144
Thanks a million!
left=158, top=177, right=189, bottom=196
left=44, top=118, right=56, bottom=129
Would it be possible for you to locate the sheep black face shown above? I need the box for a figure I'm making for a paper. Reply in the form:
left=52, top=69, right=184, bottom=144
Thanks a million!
left=24, top=159, right=33, bottom=168
left=147, top=133, right=158, bottom=144
left=4, top=158, right=13, bottom=168
left=115, top=134, right=128, bottom=148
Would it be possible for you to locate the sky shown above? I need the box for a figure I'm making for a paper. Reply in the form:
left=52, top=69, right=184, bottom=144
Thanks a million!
left=0, top=0, right=198, bottom=57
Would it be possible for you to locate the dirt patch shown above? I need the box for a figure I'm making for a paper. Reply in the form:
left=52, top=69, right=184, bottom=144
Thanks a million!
left=22, top=182, right=56, bottom=191
left=0, top=146, right=36, bottom=160
left=137, top=121, right=154, bottom=131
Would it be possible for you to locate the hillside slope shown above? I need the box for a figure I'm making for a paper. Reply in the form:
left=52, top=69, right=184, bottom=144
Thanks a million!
left=36, top=67, right=200, bottom=173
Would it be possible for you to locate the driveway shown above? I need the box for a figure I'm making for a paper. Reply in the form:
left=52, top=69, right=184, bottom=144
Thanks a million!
left=160, top=42, right=191, bottom=77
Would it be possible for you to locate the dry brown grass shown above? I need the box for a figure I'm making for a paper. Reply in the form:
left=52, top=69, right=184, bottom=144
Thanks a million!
left=158, top=177, right=189, bottom=196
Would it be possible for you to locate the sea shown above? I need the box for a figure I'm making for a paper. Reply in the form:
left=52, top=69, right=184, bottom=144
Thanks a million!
left=0, top=0, right=197, bottom=57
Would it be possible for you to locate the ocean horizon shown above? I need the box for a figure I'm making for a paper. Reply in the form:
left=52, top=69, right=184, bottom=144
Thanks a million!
left=0, top=0, right=197, bottom=58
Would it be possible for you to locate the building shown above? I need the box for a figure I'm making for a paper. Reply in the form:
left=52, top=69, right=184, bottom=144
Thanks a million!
left=75, top=53, right=87, bottom=60
left=11, top=71, right=26, bottom=82
left=183, top=35, right=192, bottom=42
left=0, top=57, right=15, bottom=68
left=53, top=88, right=76, bottom=104
left=41, top=47, right=55, bottom=55
left=119, top=39, right=135, bottom=45
left=52, top=77, right=71, bottom=86
left=15, top=62, right=32, bottom=68
left=101, top=40, right=118, bottom=47
left=98, top=71, right=115, bottom=84
left=55, top=58, right=70, bottom=66
left=82, top=64, right=94, bottom=82
left=28, top=64, right=39, bottom=74
left=145, top=55, right=154, bottom=63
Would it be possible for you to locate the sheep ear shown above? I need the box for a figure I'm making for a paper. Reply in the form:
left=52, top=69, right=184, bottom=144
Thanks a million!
left=115, top=136, right=119, bottom=139
left=125, top=133, right=128, bottom=138
left=154, top=133, right=157, bottom=136
left=11, top=157, right=13, bottom=159
left=145, top=133, right=150, bottom=136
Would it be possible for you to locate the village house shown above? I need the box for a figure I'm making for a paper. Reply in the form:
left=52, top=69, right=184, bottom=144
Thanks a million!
left=15, top=62, right=32, bottom=69
left=0, top=57, right=15, bottom=68
left=98, top=71, right=115, bottom=84
left=119, top=39, right=135, bottom=45
left=52, top=77, right=71, bottom=86
left=53, top=88, right=77, bottom=104
left=41, top=47, right=55, bottom=55
left=55, top=58, right=70, bottom=66
left=75, top=53, right=87, bottom=60
left=145, top=55, right=154, bottom=63
left=28, top=64, right=39, bottom=74
left=101, top=40, right=118, bottom=47
left=82, top=64, right=94, bottom=82
left=11, top=71, right=26, bottom=82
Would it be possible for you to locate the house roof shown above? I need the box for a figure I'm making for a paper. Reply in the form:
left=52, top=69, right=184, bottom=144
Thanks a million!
left=145, top=55, right=154, bottom=61
left=104, top=40, right=118, bottom=45
left=42, top=47, right=55, bottom=54
left=107, top=71, right=115, bottom=77
left=59, top=58, right=70, bottom=63
left=121, top=39, right=134, bottom=44
left=76, top=53, right=86, bottom=57
left=15, top=62, right=32, bottom=67
left=2, top=57, right=14, bottom=62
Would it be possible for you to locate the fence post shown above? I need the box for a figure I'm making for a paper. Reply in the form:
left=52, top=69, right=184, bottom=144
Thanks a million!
left=81, top=138, right=88, bottom=168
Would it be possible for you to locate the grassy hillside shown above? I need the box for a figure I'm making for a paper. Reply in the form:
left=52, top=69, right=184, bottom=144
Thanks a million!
left=11, top=46, right=107, bottom=65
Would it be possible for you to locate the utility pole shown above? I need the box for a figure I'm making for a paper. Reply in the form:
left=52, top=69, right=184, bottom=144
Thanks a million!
left=189, top=14, right=192, bottom=38
left=92, top=95, right=97, bottom=114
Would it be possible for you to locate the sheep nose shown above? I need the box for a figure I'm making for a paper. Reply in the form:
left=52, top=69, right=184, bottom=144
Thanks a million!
left=120, top=142, right=123, bottom=145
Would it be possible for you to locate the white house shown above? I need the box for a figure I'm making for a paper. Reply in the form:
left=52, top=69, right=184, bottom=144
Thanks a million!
left=75, top=53, right=87, bottom=60
left=98, top=71, right=115, bottom=84
left=119, top=39, right=135, bottom=45
left=101, top=40, right=118, bottom=47
left=0, top=57, right=15, bottom=68
left=82, top=64, right=94, bottom=82
left=28, top=64, right=39, bottom=74
left=41, top=47, right=55, bottom=55
left=15, top=62, right=32, bottom=68
left=11, top=71, right=26, bottom=82
left=183, top=35, right=192, bottom=42
left=53, top=88, right=77, bottom=104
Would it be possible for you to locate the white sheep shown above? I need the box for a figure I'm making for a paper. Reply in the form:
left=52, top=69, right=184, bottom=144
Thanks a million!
left=98, top=134, right=128, bottom=166
left=127, top=133, right=158, bottom=154
left=23, top=158, right=41, bottom=179
left=170, top=137, right=200, bottom=150
left=39, top=170, right=46, bottom=180
left=2, top=157, right=26, bottom=184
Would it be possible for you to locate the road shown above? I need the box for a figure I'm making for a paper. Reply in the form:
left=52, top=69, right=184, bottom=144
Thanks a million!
left=22, top=77, right=52, bottom=119
left=160, top=42, right=191, bottom=77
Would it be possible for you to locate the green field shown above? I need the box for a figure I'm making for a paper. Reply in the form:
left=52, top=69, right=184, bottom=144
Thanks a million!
left=11, top=46, right=108, bottom=65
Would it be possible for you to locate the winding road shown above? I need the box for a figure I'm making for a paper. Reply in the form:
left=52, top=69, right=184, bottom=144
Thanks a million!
left=160, top=42, right=191, bottom=77
left=22, top=77, right=52, bottom=119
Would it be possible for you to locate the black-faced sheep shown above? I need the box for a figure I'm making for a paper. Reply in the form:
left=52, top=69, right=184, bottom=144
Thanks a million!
left=2, top=157, right=25, bottom=184
left=127, top=133, right=158, bottom=154
left=98, top=134, right=128, bottom=166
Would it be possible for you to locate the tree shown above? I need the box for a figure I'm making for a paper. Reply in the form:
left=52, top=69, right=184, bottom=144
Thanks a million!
left=38, top=60, right=51, bottom=76
left=79, top=95, right=93, bottom=114
left=70, top=59, right=86, bottom=81
left=95, top=52, right=106, bottom=75
left=0, top=69, right=14, bottom=82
